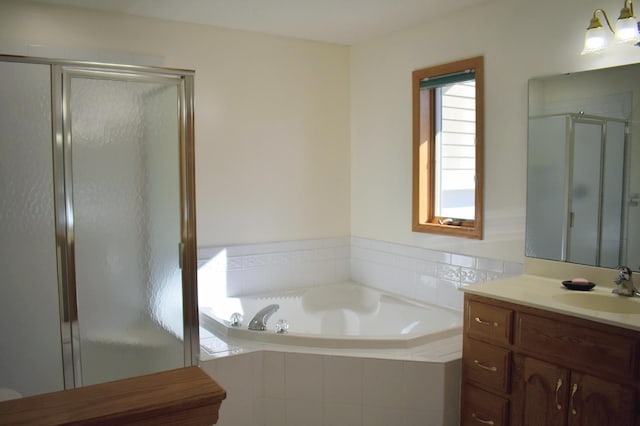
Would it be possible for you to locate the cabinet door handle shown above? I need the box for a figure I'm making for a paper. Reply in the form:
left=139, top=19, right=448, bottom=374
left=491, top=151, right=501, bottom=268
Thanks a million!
left=570, top=383, right=578, bottom=415
left=473, top=359, right=497, bottom=372
left=555, top=377, right=563, bottom=410
left=471, top=413, right=495, bottom=425
left=474, top=317, right=498, bottom=327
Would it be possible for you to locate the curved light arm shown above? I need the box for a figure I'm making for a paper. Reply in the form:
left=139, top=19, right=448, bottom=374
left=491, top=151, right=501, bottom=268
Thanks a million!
left=587, top=9, right=614, bottom=32
left=618, top=0, right=635, bottom=19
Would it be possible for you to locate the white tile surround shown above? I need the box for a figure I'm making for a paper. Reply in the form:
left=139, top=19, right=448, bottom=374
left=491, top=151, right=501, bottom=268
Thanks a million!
left=197, top=236, right=523, bottom=312
left=197, top=237, right=523, bottom=426
left=197, top=237, right=351, bottom=300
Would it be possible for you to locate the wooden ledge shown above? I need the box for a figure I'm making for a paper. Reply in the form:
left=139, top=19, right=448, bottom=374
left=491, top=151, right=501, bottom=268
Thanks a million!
left=0, top=366, right=226, bottom=425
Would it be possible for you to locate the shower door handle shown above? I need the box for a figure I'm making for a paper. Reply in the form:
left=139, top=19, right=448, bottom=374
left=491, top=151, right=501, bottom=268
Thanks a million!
left=179, top=242, right=184, bottom=270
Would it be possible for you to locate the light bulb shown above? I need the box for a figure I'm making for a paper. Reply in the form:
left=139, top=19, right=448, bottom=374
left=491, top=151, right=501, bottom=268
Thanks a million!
left=614, top=16, right=640, bottom=43
left=582, top=26, right=612, bottom=54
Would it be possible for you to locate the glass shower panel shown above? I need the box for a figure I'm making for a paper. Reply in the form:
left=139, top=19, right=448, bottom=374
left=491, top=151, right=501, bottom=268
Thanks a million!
left=568, top=121, right=603, bottom=265
left=526, top=116, right=568, bottom=260
left=0, top=61, right=64, bottom=396
left=69, top=76, right=184, bottom=386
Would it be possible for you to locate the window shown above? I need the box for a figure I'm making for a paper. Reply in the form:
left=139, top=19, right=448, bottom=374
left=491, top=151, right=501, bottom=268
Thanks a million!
left=412, top=56, right=483, bottom=239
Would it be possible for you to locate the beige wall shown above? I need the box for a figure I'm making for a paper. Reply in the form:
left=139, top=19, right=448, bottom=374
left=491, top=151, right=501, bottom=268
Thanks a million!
left=350, top=0, right=640, bottom=263
left=0, top=0, right=351, bottom=247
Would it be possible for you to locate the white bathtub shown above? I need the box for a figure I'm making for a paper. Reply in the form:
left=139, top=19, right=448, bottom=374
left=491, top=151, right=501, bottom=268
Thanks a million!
left=199, top=282, right=462, bottom=349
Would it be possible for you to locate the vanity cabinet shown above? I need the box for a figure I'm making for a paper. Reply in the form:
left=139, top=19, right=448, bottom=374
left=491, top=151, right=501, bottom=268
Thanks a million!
left=515, top=356, right=634, bottom=426
left=461, top=293, right=640, bottom=426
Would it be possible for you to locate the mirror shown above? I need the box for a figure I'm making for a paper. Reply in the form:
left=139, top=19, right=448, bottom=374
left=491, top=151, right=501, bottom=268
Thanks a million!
left=412, top=56, right=484, bottom=239
left=526, top=63, right=640, bottom=272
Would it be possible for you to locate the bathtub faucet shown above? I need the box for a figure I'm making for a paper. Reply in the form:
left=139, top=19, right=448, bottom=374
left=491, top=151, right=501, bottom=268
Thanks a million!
left=248, top=304, right=279, bottom=331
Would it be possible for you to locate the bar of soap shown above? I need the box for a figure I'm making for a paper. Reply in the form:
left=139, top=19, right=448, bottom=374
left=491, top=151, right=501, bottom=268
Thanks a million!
left=571, top=278, right=590, bottom=285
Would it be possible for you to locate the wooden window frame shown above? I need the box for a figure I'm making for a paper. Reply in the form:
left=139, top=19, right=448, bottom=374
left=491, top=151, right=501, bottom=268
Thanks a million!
left=412, top=56, right=484, bottom=239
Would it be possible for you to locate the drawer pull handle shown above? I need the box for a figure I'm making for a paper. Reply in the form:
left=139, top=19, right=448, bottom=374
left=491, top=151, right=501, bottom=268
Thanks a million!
left=471, top=413, right=495, bottom=425
left=555, top=377, right=563, bottom=410
left=474, top=317, right=499, bottom=327
left=473, top=359, right=497, bottom=372
left=570, top=383, right=578, bottom=415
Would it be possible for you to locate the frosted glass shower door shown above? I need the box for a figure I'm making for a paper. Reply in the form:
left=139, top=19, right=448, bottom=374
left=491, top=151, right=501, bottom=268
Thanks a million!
left=67, top=74, right=185, bottom=386
left=0, top=61, right=64, bottom=397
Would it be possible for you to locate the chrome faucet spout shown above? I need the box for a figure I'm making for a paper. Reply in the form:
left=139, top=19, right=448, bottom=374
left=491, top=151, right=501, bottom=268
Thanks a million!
left=612, top=266, right=639, bottom=297
left=248, top=304, right=279, bottom=331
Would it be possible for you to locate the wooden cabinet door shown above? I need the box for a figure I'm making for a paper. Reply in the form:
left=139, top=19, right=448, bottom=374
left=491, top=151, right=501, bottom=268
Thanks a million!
left=520, top=357, right=569, bottom=426
left=567, top=372, right=635, bottom=426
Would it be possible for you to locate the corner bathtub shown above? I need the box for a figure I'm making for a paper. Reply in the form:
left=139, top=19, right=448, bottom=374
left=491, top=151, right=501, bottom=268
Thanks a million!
left=199, top=282, right=462, bottom=349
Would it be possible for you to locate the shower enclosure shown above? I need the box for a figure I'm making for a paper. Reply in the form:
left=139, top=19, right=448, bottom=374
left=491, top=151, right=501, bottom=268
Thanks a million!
left=0, top=56, right=198, bottom=397
left=527, top=113, right=628, bottom=268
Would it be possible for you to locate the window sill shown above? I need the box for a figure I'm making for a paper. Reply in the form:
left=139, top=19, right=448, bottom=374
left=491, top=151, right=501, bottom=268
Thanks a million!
left=412, top=221, right=482, bottom=239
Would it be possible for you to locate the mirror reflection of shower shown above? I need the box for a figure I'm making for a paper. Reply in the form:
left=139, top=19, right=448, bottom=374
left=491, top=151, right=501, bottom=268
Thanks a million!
left=526, top=63, right=640, bottom=271
left=527, top=112, right=628, bottom=268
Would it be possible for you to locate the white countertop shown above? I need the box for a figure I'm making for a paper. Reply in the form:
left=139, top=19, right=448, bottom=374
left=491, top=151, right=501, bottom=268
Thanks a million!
left=461, top=274, right=640, bottom=332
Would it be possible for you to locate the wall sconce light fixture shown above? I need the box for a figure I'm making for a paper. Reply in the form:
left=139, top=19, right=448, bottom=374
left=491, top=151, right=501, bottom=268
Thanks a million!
left=582, top=0, right=640, bottom=54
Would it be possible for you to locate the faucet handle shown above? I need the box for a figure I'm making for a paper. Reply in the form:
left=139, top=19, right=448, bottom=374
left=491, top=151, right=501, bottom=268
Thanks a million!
left=615, top=266, right=632, bottom=284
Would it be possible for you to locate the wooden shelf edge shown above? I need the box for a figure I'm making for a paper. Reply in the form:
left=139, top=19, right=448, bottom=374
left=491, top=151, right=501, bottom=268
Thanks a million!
left=0, top=366, right=226, bottom=425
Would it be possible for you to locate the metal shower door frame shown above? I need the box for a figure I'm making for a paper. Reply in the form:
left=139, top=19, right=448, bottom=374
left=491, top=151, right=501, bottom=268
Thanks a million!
left=0, top=55, right=199, bottom=390
left=565, top=113, right=629, bottom=268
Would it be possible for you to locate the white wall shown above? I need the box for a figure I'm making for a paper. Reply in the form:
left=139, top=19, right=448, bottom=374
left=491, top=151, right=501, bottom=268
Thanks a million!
left=0, top=0, right=350, bottom=247
left=350, top=0, right=640, bottom=263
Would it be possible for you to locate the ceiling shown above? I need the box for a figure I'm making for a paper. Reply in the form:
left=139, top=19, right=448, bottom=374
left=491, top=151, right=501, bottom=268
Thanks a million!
left=35, top=0, right=491, bottom=45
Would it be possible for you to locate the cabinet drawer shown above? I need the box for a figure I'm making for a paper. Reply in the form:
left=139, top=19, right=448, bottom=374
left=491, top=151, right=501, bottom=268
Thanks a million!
left=466, top=299, right=513, bottom=344
left=515, top=313, right=637, bottom=379
left=462, top=385, right=509, bottom=426
left=463, top=338, right=511, bottom=393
